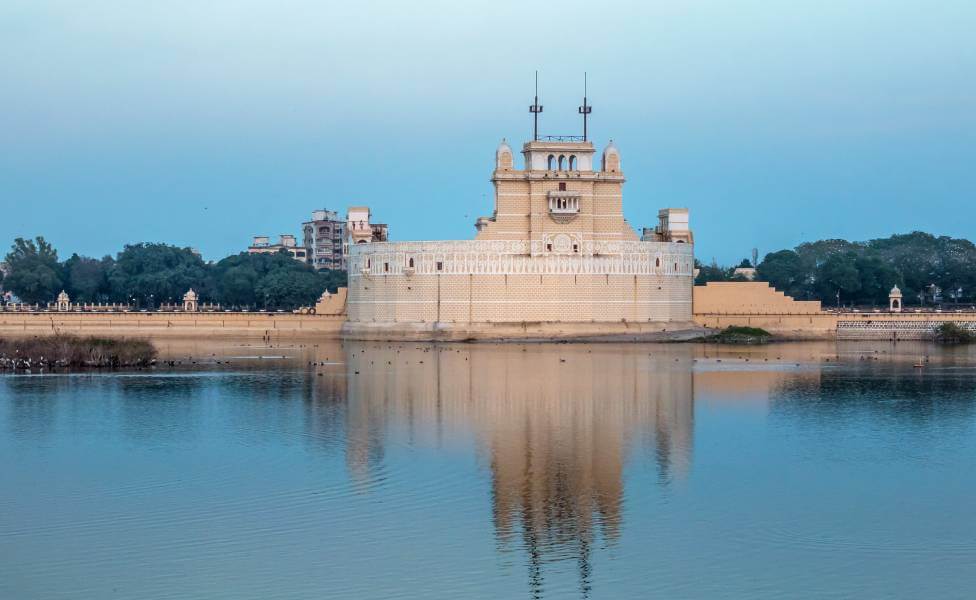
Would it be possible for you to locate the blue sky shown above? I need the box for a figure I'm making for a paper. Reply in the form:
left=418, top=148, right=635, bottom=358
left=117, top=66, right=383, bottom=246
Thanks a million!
left=1, top=0, right=974, bottom=265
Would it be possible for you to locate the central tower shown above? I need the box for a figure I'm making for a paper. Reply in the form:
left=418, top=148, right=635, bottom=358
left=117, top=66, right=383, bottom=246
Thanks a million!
left=476, top=136, right=634, bottom=257
left=475, top=74, right=636, bottom=255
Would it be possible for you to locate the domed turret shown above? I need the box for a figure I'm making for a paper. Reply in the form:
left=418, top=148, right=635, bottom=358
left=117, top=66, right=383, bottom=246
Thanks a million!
left=602, top=140, right=620, bottom=172
left=183, top=288, right=199, bottom=312
left=56, top=290, right=70, bottom=311
left=496, top=139, right=514, bottom=171
left=889, top=285, right=903, bottom=312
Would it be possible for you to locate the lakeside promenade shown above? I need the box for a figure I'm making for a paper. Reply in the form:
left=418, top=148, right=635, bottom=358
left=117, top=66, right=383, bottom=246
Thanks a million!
left=3, top=281, right=976, bottom=341
left=0, top=311, right=344, bottom=340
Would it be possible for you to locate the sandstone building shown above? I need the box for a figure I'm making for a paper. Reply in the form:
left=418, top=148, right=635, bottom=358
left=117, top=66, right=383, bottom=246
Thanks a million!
left=344, top=103, right=695, bottom=339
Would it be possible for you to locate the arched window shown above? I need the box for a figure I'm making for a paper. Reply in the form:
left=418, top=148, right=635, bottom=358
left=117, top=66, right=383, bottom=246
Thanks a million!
left=558, top=155, right=565, bottom=170
left=408, top=257, right=414, bottom=268
left=655, top=257, right=661, bottom=268
left=366, top=258, right=371, bottom=268
left=569, top=155, right=577, bottom=170
left=547, top=155, right=555, bottom=170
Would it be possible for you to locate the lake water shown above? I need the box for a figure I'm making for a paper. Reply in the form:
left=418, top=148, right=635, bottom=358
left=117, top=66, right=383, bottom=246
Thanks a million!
left=2, top=340, right=976, bottom=599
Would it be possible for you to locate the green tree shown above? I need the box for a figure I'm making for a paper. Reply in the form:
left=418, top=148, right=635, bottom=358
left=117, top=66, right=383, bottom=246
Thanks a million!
left=219, top=265, right=261, bottom=307
left=694, top=259, right=730, bottom=285
left=3, top=237, right=63, bottom=303
left=795, top=239, right=862, bottom=267
left=814, top=252, right=861, bottom=305
left=211, top=250, right=342, bottom=309
left=319, top=268, right=348, bottom=294
left=851, top=253, right=901, bottom=305
left=254, top=269, right=327, bottom=309
left=756, top=250, right=807, bottom=297
left=63, top=253, right=113, bottom=302
left=108, top=243, right=212, bottom=306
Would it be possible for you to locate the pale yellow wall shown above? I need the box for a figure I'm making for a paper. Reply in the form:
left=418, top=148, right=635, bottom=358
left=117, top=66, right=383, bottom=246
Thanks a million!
left=692, top=281, right=976, bottom=339
left=348, top=271, right=692, bottom=324
left=693, top=281, right=823, bottom=315
left=693, top=281, right=836, bottom=337
left=346, top=240, right=695, bottom=325
left=0, top=312, right=343, bottom=339
left=314, top=287, right=347, bottom=315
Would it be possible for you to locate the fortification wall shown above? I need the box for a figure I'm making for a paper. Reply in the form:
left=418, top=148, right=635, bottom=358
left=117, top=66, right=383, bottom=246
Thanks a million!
left=345, top=240, right=695, bottom=336
left=0, top=312, right=343, bottom=340
left=693, top=281, right=823, bottom=314
left=692, top=281, right=836, bottom=338
left=314, top=288, right=347, bottom=315
left=693, top=281, right=976, bottom=339
left=837, top=314, right=976, bottom=340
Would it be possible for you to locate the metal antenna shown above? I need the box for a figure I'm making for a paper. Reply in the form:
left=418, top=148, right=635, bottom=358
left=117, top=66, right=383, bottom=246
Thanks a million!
left=529, top=71, right=543, bottom=141
left=578, top=72, right=592, bottom=141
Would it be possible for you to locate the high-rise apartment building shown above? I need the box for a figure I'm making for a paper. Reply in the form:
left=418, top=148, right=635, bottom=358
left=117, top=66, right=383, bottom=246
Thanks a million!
left=302, top=210, right=346, bottom=271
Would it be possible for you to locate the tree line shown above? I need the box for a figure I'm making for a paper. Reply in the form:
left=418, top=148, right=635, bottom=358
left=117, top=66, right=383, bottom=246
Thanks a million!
left=696, top=232, right=976, bottom=307
left=6, top=230, right=969, bottom=310
left=1, top=237, right=347, bottom=310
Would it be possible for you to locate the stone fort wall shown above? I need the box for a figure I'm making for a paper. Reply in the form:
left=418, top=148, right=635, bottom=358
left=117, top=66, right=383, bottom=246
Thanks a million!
left=693, top=281, right=976, bottom=340
left=0, top=312, right=343, bottom=339
left=345, top=240, right=695, bottom=330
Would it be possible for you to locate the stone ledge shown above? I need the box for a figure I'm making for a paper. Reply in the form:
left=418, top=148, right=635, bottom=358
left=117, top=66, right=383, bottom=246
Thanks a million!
left=341, top=320, right=706, bottom=343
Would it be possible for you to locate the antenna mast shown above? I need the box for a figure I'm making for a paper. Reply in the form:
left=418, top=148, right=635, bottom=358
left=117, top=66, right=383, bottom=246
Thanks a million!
left=529, top=71, right=543, bottom=141
left=578, top=72, right=592, bottom=141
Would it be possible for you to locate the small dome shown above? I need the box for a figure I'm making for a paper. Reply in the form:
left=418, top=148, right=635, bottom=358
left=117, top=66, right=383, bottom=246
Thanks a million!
left=889, top=285, right=902, bottom=296
left=495, top=138, right=514, bottom=170
left=602, top=140, right=620, bottom=172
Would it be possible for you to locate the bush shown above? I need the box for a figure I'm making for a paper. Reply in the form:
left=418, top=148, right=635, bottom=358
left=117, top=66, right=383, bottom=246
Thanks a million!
left=707, top=326, right=772, bottom=345
left=933, top=322, right=975, bottom=344
left=0, top=334, right=157, bottom=369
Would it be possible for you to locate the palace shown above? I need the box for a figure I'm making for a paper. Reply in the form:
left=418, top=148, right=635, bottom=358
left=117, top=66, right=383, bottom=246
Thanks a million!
left=344, top=97, right=695, bottom=340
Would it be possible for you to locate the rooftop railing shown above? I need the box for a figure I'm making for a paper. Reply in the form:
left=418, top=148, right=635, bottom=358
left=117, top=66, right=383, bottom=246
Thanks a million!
left=536, top=135, right=586, bottom=142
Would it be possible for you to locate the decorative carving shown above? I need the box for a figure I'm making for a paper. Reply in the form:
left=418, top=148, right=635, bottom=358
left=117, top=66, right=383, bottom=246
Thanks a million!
left=347, top=239, right=694, bottom=277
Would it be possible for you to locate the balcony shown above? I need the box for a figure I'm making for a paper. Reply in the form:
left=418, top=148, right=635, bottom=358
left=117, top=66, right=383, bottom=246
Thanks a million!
left=547, top=191, right=580, bottom=222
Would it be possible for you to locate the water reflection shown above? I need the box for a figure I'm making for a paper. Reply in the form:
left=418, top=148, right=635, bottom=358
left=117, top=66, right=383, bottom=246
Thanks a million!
left=343, top=342, right=694, bottom=594
left=4, top=340, right=976, bottom=599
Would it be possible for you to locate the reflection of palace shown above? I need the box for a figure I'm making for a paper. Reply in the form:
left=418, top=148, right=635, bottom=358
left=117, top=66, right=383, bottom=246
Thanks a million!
left=341, top=342, right=694, bottom=593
